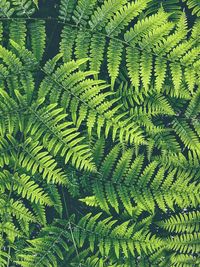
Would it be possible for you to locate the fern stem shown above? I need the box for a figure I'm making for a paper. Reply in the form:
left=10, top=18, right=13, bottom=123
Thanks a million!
left=6, top=246, right=11, bottom=267
left=34, top=223, right=69, bottom=266
left=61, top=188, right=81, bottom=264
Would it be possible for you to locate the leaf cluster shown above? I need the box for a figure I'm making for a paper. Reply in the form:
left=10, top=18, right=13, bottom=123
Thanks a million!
left=0, top=1, right=199, bottom=266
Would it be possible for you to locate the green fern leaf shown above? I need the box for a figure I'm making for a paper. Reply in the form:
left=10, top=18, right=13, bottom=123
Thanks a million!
left=183, top=0, right=200, bottom=16
left=172, top=118, right=200, bottom=154
left=72, top=0, right=97, bottom=26
left=107, top=39, right=123, bottom=89
left=89, top=0, right=127, bottom=30
left=59, top=0, right=77, bottom=21
left=29, top=20, right=46, bottom=62
left=105, top=0, right=150, bottom=37
left=158, top=211, right=200, bottom=233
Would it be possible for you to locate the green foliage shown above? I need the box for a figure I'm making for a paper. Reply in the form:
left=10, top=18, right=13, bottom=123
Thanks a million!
left=80, top=143, right=200, bottom=215
left=145, top=0, right=182, bottom=20
left=58, top=4, right=199, bottom=96
left=0, top=0, right=38, bottom=17
left=0, top=0, right=199, bottom=266
left=158, top=211, right=200, bottom=233
left=29, top=20, right=46, bottom=61
left=59, top=0, right=77, bottom=22
left=16, top=219, right=70, bottom=266
left=183, top=0, right=200, bottom=16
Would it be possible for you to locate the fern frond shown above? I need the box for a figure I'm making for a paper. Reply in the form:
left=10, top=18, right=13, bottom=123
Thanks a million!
left=154, top=56, right=167, bottom=92
left=0, top=245, right=9, bottom=266
left=92, top=137, right=105, bottom=166
left=167, top=232, right=200, bottom=254
left=140, top=50, right=153, bottom=90
left=172, top=118, right=200, bottom=154
left=9, top=20, right=26, bottom=47
left=81, top=146, right=200, bottom=214
left=73, top=213, right=162, bottom=258
left=45, top=183, right=63, bottom=216
left=124, top=8, right=169, bottom=44
left=158, top=211, right=200, bottom=233
left=99, top=144, right=121, bottom=179
left=126, top=46, right=140, bottom=90
left=0, top=170, right=52, bottom=205
left=60, top=25, right=77, bottom=63
left=89, top=0, right=127, bottom=30
left=89, top=34, right=106, bottom=75
left=107, top=39, right=123, bottom=89
left=75, top=30, right=91, bottom=70
left=105, top=0, right=150, bottom=37
left=138, top=21, right=175, bottom=50
left=29, top=20, right=46, bottom=62
left=0, top=44, right=23, bottom=72
left=31, top=202, right=47, bottom=226
left=0, top=88, right=22, bottom=135
left=0, top=133, right=69, bottom=184
left=59, top=0, right=77, bottom=22
left=170, top=62, right=182, bottom=94
left=170, top=253, right=200, bottom=266
left=185, top=87, right=200, bottom=118
left=42, top=59, right=145, bottom=145
left=145, top=0, right=182, bottom=20
left=0, top=0, right=14, bottom=17
left=0, top=84, right=96, bottom=173
left=25, top=102, right=96, bottom=172
left=143, top=93, right=175, bottom=116
left=10, top=40, right=38, bottom=73
left=16, top=220, right=69, bottom=267
left=1, top=198, right=35, bottom=222
left=0, top=221, right=21, bottom=243
left=72, top=0, right=97, bottom=26
left=19, top=140, right=68, bottom=184
left=183, top=0, right=200, bottom=16
left=11, top=0, right=37, bottom=17
left=38, top=53, right=63, bottom=99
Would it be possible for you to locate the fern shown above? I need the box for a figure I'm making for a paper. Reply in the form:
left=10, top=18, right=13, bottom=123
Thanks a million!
left=145, top=0, right=183, bottom=20
left=0, top=170, right=52, bottom=205
left=167, top=232, right=200, bottom=254
left=0, top=1, right=200, bottom=266
left=73, top=213, right=162, bottom=259
left=11, top=0, right=36, bottom=17
left=0, top=0, right=38, bottom=18
left=105, top=0, right=150, bottom=37
left=172, top=118, right=200, bottom=155
left=9, top=20, right=27, bottom=47
left=0, top=0, right=14, bottom=17
left=58, top=3, right=200, bottom=98
left=25, top=103, right=96, bottom=172
left=72, top=0, right=97, bottom=26
left=89, top=0, right=127, bottom=30
left=59, top=0, right=77, bottom=22
left=169, top=253, right=200, bottom=266
left=39, top=58, right=145, bottom=145
left=183, top=0, right=200, bottom=16
left=81, top=143, right=200, bottom=215
left=29, top=20, right=46, bottom=62
left=16, top=220, right=70, bottom=267
left=158, top=211, right=200, bottom=233
left=107, top=39, right=123, bottom=89
left=60, top=25, right=77, bottom=63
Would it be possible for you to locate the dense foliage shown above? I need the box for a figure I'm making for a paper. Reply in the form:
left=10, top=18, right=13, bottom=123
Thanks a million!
left=0, top=0, right=200, bottom=266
